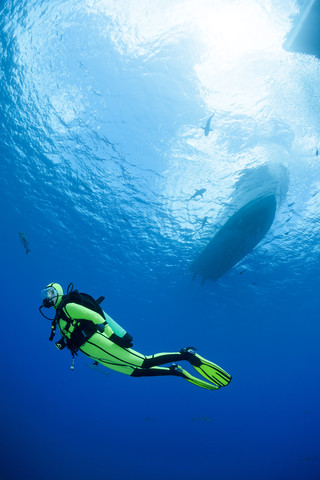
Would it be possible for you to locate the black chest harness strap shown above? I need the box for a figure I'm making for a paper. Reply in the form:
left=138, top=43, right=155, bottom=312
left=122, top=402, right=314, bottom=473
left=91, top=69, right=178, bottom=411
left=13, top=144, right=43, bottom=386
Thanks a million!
left=48, top=288, right=106, bottom=369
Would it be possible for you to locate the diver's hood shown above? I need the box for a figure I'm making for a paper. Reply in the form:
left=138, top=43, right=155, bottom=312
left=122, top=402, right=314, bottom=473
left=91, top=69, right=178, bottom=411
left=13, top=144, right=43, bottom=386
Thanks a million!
left=41, top=283, right=64, bottom=309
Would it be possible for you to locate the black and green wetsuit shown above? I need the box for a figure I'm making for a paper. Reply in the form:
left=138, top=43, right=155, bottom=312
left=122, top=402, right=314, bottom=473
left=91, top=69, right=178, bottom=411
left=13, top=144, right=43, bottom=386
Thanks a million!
left=54, top=294, right=232, bottom=390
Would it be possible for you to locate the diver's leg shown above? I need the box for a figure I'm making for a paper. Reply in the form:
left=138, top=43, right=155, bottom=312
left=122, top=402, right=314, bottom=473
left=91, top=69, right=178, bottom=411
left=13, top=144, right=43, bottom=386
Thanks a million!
left=131, top=366, right=174, bottom=377
left=142, top=351, right=187, bottom=368
left=131, top=364, right=219, bottom=390
left=143, top=349, right=232, bottom=387
left=139, top=349, right=231, bottom=387
left=80, top=333, right=145, bottom=375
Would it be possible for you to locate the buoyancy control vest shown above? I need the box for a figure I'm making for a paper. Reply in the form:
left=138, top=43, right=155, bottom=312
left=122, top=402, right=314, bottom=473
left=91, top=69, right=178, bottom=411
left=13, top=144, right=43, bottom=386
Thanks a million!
left=58, top=289, right=106, bottom=323
left=49, top=284, right=133, bottom=355
left=53, top=289, right=106, bottom=349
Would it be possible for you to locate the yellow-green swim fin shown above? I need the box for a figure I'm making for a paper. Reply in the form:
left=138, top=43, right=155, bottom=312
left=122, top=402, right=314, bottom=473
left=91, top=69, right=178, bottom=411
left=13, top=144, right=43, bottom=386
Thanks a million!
left=181, top=348, right=232, bottom=387
left=171, top=365, right=219, bottom=390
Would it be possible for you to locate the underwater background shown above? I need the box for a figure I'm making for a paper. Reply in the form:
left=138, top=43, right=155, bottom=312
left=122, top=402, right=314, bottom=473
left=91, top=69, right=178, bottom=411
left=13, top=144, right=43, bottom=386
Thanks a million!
left=1, top=0, right=320, bottom=479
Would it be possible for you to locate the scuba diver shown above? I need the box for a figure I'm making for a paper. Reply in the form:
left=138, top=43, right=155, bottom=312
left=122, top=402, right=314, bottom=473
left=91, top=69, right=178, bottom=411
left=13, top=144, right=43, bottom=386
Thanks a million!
left=40, top=282, right=232, bottom=391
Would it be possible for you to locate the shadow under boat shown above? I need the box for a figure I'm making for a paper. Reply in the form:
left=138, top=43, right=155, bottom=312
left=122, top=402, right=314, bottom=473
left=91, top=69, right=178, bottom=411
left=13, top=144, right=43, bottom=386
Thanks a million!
left=283, top=0, right=320, bottom=59
left=190, top=194, right=277, bottom=283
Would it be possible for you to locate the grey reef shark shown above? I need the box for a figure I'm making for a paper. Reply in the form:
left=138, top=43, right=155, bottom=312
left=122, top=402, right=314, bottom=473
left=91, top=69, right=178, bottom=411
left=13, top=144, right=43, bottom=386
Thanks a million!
left=201, top=113, right=214, bottom=136
left=189, top=188, right=206, bottom=200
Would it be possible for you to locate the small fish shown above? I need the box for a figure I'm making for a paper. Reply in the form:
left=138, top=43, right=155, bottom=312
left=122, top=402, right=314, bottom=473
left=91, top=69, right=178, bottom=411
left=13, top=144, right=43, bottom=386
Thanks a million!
left=201, top=113, right=214, bottom=136
left=19, top=231, right=31, bottom=254
left=316, top=149, right=318, bottom=156
left=189, top=188, right=206, bottom=200
left=144, top=417, right=155, bottom=422
left=192, top=417, right=215, bottom=423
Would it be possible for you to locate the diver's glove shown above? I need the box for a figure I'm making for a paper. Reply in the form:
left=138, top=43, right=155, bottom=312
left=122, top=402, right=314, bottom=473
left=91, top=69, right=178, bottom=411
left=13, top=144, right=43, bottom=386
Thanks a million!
left=110, top=332, right=133, bottom=348
left=96, top=323, right=106, bottom=333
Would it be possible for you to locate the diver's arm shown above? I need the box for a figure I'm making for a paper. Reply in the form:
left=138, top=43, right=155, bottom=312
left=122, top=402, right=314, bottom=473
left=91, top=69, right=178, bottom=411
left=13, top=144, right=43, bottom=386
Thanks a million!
left=109, top=331, right=133, bottom=348
left=64, top=303, right=115, bottom=337
left=65, top=303, right=133, bottom=347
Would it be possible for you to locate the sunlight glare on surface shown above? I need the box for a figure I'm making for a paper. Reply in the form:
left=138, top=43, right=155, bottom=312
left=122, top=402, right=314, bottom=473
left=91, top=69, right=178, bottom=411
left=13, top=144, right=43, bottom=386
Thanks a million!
left=193, top=0, right=287, bottom=60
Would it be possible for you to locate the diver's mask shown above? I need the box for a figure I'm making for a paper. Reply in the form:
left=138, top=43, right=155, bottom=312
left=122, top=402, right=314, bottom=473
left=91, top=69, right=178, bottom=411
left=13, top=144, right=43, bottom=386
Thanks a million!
left=41, top=286, right=59, bottom=308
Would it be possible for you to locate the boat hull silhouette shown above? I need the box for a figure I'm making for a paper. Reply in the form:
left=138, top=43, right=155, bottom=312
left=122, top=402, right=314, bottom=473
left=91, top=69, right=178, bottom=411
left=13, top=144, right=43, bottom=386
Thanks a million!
left=190, top=194, right=277, bottom=282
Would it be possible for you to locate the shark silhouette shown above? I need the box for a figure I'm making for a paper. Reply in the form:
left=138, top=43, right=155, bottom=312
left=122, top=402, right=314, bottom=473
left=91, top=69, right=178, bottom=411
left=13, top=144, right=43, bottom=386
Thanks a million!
left=201, top=113, right=214, bottom=136
left=201, top=216, right=208, bottom=228
left=189, top=188, right=206, bottom=200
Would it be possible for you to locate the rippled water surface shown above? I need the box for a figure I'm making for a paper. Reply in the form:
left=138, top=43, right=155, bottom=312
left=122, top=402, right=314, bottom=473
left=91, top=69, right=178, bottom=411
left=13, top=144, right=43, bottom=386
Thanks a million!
left=1, top=1, right=320, bottom=479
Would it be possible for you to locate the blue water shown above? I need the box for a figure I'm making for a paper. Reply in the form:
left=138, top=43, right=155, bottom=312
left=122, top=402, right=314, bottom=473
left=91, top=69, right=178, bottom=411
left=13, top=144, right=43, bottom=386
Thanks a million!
left=1, top=0, right=320, bottom=479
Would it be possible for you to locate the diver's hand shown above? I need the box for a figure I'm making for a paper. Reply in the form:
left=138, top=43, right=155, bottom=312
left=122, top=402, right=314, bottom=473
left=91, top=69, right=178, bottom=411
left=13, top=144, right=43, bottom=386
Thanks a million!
left=122, top=332, right=133, bottom=347
left=110, top=332, right=133, bottom=348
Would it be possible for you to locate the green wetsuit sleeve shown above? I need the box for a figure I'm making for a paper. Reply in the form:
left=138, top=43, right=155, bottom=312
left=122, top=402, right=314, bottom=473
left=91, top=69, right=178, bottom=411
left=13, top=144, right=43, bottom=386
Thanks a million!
left=64, top=303, right=115, bottom=337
